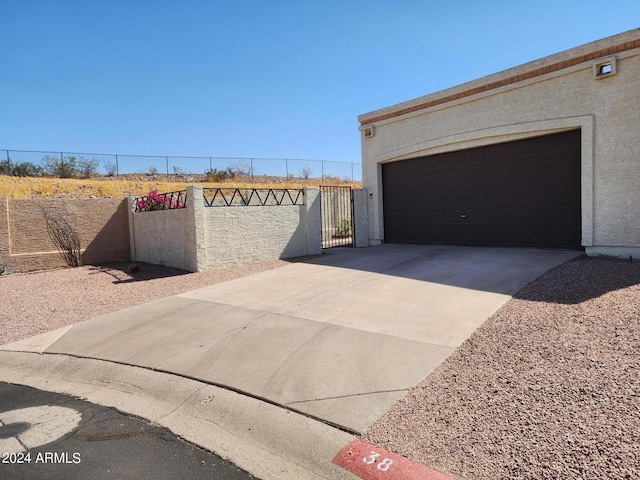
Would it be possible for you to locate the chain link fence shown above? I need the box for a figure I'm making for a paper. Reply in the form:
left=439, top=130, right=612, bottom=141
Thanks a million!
left=1, top=149, right=362, bottom=181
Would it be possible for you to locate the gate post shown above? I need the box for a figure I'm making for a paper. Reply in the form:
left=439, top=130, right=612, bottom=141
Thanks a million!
left=127, top=196, right=137, bottom=262
left=303, top=187, right=322, bottom=255
left=187, top=185, right=208, bottom=272
left=352, top=188, right=370, bottom=247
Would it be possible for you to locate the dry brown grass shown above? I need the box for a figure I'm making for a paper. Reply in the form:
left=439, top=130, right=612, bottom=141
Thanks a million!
left=0, top=175, right=361, bottom=199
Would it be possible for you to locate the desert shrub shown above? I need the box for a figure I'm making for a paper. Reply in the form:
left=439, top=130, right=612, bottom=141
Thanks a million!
left=41, top=208, right=81, bottom=267
left=103, top=160, right=117, bottom=176
left=42, top=154, right=77, bottom=178
left=11, top=161, right=44, bottom=177
left=299, top=166, right=313, bottom=179
left=77, top=157, right=100, bottom=178
left=147, top=166, right=159, bottom=175
left=205, top=167, right=236, bottom=182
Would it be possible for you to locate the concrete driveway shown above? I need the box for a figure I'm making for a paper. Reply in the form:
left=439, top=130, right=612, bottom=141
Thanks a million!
left=22, top=245, right=580, bottom=434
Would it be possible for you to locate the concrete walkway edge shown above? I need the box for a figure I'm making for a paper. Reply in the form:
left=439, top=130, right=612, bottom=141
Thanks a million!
left=0, top=350, right=359, bottom=480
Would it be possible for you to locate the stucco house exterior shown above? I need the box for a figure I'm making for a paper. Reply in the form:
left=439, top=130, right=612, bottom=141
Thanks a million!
left=358, top=28, right=640, bottom=258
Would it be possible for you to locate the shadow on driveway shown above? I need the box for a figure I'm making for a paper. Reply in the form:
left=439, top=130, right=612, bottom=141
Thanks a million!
left=306, top=244, right=583, bottom=297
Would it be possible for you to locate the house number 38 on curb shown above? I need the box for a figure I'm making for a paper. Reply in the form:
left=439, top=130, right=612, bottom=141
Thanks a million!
left=363, top=451, right=394, bottom=471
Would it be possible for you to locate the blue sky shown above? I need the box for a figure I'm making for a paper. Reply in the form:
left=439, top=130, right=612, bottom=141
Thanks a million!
left=1, top=0, right=639, bottom=169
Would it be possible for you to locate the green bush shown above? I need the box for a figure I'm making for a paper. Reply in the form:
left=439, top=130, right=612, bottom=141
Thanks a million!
left=10, top=161, right=44, bottom=177
left=42, top=155, right=77, bottom=178
left=336, top=217, right=351, bottom=235
left=77, top=157, right=100, bottom=178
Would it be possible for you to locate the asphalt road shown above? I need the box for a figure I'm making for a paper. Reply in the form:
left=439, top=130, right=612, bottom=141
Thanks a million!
left=0, top=382, right=256, bottom=480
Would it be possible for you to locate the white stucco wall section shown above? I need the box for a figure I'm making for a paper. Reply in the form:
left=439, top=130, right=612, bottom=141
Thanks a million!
left=131, top=205, right=198, bottom=272
left=205, top=205, right=311, bottom=268
left=359, top=28, right=640, bottom=257
left=130, top=186, right=322, bottom=272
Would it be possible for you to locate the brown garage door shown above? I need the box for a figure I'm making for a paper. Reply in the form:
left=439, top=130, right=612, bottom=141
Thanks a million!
left=382, top=129, right=581, bottom=249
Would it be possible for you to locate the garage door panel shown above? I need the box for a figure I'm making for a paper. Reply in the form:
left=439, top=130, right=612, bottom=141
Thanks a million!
left=490, top=186, right=517, bottom=205
left=382, top=130, right=581, bottom=249
left=423, top=210, right=449, bottom=223
left=466, top=208, right=492, bottom=223
left=517, top=136, right=548, bottom=156
left=440, top=170, right=465, bottom=187
left=548, top=129, right=580, bottom=149
left=465, top=166, right=492, bottom=186
left=518, top=160, right=548, bottom=181
left=400, top=176, right=424, bottom=190
left=387, top=211, right=421, bottom=225
left=492, top=207, right=518, bottom=222
left=518, top=228, right=547, bottom=247
left=466, top=187, right=492, bottom=205
left=384, top=159, right=422, bottom=176
left=424, top=190, right=444, bottom=204
left=548, top=206, right=580, bottom=222
left=548, top=182, right=579, bottom=203
left=518, top=183, right=548, bottom=202
left=385, top=224, right=425, bottom=244
left=466, top=228, right=495, bottom=245
left=440, top=189, right=467, bottom=207
left=548, top=228, right=580, bottom=248
left=518, top=206, right=547, bottom=222
left=400, top=190, right=427, bottom=204
left=421, top=225, right=445, bottom=242
left=488, top=228, right=518, bottom=245
left=440, top=227, right=466, bottom=243
left=489, top=141, right=518, bottom=160
left=490, top=163, right=518, bottom=184
left=550, top=155, right=580, bottom=178
left=423, top=172, right=445, bottom=190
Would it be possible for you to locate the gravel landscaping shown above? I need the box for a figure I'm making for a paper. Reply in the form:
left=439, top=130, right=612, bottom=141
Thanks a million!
left=1, top=254, right=638, bottom=479
left=363, top=256, right=639, bottom=480
left=0, top=259, right=299, bottom=346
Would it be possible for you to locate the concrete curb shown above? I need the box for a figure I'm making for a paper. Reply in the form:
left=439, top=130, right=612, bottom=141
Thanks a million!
left=0, top=351, right=359, bottom=480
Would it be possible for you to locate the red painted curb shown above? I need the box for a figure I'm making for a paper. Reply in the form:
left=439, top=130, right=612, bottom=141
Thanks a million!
left=332, top=440, right=455, bottom=480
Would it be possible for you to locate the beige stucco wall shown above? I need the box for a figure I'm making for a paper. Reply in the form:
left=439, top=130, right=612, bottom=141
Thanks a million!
left=203, top=187, right=321, bottom=268
left=359, top=29, right=640, bottom=257
left=130, top=186, right=322, bottom=272
left=131, top=203, right=198, bottom=272
left=0, top=197, right=130, bottom=273
left=204, top=206, right=304, bottom=267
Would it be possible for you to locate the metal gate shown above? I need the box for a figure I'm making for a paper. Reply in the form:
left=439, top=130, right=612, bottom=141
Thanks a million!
left=320, top=185, right=353, bottom=248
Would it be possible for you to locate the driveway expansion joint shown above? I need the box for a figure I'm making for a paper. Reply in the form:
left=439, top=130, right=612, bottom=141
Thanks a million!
left=286, top=389, right=410, bottom=405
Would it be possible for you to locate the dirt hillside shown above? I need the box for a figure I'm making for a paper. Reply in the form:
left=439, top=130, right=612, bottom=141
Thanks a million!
left=0, top=175, right=361, bottom=199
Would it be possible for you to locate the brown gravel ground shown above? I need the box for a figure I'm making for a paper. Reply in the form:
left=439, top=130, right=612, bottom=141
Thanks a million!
left=363, top=256, right=640, bottom=480
left=0, top=258, right=303, bottom=345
